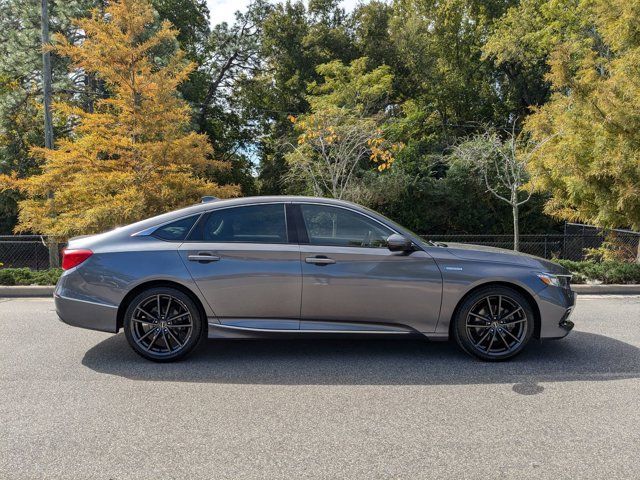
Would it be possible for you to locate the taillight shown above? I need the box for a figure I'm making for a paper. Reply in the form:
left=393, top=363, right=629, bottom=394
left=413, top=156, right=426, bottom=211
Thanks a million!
left=61, top=248, right=93, bottom=270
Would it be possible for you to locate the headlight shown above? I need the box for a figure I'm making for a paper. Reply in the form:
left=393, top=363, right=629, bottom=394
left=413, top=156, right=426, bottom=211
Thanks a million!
left=537, top=272, right=562, bottom=287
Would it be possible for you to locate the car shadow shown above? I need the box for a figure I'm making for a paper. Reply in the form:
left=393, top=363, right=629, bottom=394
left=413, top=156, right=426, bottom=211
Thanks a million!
left=81, top=331, right=640, bottom=388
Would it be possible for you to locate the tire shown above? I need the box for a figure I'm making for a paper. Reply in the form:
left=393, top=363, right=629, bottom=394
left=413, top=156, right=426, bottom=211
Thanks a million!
left=123, top=287, right=205, bottom=362
left=452, top=286, right=535, bottom=361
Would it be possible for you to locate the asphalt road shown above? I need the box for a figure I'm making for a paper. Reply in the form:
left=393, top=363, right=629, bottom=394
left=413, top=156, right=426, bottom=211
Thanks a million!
left=1, top=296, right=639, bottom=480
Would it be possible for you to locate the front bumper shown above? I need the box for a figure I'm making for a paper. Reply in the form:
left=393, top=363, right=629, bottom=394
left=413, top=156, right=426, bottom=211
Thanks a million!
left=55, top=293, right=118, bottom=333
left=537, top=286, right=577, bottom=339
left=558, top=307, right=575, bottom=333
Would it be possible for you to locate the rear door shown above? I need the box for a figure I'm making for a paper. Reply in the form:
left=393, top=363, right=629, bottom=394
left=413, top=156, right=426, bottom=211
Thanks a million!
left=295, top=203, right=442, bottom=333
left=178, top=203, right=302, bottom=329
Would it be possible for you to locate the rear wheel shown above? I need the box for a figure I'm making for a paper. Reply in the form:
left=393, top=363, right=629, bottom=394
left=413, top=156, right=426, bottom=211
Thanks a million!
left=452, top=286, right=535, bottom=361
left=124, top=287, right=205, bottom=362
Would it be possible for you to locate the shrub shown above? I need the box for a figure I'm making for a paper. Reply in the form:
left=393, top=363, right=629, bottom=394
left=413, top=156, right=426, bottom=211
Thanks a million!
left=555, top=260, right=640, bottom=284
left=0, top=268, right=63, bottom=286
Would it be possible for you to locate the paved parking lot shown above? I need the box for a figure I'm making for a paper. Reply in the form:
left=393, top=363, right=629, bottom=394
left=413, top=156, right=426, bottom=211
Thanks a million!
left=1, top=296, right=639, bottom=479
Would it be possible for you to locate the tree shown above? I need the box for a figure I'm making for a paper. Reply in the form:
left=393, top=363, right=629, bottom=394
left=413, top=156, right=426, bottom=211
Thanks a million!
left=453, top=126, right=552, bottom=251
left=389, top=0, right=513, bottom=149
left=523, top=0, right=640, bottom=230
left=285, top=58, right=402, bottom=200
left=195, top=1, right=270, bottom=132
left=164, top=0, right=271, bottom=196
left=249, top=0, right=357, bottom=194
left=481, top=0, right=582, bottom=116
left=0, top=0, right=237, bottom=238
left=286, top=113, right=399, bottom=200
left=0, top=0, right=96, bottom=233
left=151, top=0, right=211, bottom=61
left=353, top=1, right=396, bottom=69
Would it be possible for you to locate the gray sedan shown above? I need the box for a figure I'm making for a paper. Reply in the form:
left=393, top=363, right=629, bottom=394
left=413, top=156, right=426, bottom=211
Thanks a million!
left=55, top=196, right=576, bottom=362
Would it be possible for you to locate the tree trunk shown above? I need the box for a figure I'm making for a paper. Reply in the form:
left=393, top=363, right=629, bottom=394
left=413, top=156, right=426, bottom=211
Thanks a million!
left=47, top=238, right=59, bottom=269
left=512, top=202, right=520, bottom=252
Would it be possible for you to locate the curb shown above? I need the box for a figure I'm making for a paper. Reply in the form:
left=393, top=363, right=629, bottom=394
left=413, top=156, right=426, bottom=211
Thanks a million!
left=1, top=284, right=640, bottom=298
left=571, top=284, right=640, bottom=295
left=0, top=286, right=55, bottom=297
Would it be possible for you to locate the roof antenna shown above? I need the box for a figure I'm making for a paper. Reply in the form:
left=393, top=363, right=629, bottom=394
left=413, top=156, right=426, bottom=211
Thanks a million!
left=201, top=196, right=218, bottom=203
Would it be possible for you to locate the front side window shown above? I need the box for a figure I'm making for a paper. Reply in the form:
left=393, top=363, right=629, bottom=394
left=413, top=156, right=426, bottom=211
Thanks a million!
left=300, top=204, right=393, bottom=248
left=152, top=215, right=199, bottom=241
left=192, top=204, right=287, bottom=243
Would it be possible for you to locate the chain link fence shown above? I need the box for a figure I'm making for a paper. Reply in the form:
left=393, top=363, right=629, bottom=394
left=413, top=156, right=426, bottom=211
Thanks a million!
left=0, top=236, right=65, bottom=270
left=425, top=233, right=640, bottom=261
left=426, top=223, right=640, bottom=261
left=0, top=224, right=638, bottom=270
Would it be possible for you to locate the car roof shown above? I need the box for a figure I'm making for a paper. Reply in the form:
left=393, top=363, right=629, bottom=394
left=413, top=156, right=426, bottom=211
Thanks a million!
left=181, top=195, right=365, bottom=217
left=114, top=196, right=365, bottom=237
left=195, top=195, right=359, bottom=208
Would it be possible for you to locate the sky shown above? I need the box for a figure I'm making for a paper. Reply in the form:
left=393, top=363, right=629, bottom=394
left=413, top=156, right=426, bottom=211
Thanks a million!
left=206, top=0, right=361, bottom=25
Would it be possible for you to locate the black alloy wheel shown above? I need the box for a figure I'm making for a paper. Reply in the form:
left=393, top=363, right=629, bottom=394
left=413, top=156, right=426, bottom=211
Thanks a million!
left=124, top=287, right=204, bottom=362
left=453, top=286, right=535, bottom=361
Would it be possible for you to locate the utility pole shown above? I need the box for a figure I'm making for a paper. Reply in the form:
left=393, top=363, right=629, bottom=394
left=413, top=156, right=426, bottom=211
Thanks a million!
left=40, top=0, right=59, bottom=268
left=41, top=0, right=53, bottom=150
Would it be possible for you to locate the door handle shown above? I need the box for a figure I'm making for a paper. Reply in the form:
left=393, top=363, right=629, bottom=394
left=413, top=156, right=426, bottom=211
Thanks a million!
left=305, top=256, right=336, bottom=265
left=188, top=253, right=220, bottom=263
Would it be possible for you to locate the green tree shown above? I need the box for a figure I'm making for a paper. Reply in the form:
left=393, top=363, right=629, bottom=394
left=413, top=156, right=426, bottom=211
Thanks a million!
left=483, top=0, right=593, bottom=116
left=151, top=0, right=211, bottom=60
left=390, top=0, right=512, bottom=145
left=249, top=0, right=357, bottom=194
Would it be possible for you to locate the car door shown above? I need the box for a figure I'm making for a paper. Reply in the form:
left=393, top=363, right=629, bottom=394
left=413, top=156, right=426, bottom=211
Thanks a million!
left=178, top=203, right=302, bottom=329
left=296, top=203, right=442, bottom=333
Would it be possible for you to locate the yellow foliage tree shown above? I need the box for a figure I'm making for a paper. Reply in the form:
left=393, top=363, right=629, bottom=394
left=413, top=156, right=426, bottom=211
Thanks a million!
left=523, top=0, right=640, bottom=230
left=1, top=0, right=238, bottom=238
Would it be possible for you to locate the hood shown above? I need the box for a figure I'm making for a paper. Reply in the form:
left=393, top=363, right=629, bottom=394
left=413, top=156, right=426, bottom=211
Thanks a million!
left=442, top=242, right=569, bottom=274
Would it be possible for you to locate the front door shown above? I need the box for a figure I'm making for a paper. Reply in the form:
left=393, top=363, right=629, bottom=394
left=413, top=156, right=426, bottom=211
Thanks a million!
left=296, top=203, right=442, bottom=333
left=179, top=203, right=301, bottom=329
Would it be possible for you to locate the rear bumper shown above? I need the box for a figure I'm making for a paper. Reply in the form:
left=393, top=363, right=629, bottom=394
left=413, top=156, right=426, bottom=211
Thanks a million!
left=55, top=293, right=118, bottom=333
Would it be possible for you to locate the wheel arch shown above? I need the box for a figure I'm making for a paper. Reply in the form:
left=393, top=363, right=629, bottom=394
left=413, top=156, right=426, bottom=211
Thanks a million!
left=116, top=280, right=208, bottom=332
left=448, top=281, right=541, bottom=340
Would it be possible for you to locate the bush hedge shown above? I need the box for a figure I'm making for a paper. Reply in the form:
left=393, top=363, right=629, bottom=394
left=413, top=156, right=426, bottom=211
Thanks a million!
left=555, top=260, right=640, bottom=284
left=0, top=268, right=63, bottom=286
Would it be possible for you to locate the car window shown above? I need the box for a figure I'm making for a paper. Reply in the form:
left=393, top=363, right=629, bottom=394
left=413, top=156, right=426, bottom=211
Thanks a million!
left=152, top=215, right=199, bottom=241
left=196, top=204, right=287, bottom=243
left=300, top=204, right=393, bottom=248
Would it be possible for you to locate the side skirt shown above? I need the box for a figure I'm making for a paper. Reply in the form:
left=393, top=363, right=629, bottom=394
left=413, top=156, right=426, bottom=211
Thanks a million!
left=207, top=319, right=436, bottom=339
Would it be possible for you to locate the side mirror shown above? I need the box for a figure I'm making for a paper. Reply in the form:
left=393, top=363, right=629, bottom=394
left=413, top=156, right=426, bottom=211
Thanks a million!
left=387, top=234, right=413, bottom=252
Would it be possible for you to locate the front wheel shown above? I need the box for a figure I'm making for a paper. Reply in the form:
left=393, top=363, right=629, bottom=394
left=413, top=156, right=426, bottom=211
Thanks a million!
left=452, top=286, right=535, bottom=361
left=123, top=287, right=205, bottom=362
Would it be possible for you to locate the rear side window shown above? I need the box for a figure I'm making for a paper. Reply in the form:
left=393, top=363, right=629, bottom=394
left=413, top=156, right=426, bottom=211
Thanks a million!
left=152, top=215, right=199, bottom=241
left=190, top=204, right=287, bottom=244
